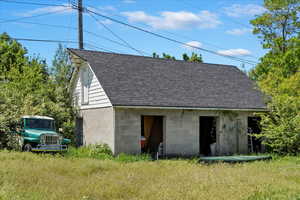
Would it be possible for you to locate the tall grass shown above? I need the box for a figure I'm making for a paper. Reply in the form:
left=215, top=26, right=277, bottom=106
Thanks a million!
left=65, top=144, right=151, bottom=162
left=0, top=151, right=299, bottom=200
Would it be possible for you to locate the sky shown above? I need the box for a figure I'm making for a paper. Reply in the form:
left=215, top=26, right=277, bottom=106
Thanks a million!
left=0, top=0, right=267, bottom=71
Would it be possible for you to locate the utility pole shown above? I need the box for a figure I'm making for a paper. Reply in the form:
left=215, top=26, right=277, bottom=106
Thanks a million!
left=78, top=0, right=84, bottom=49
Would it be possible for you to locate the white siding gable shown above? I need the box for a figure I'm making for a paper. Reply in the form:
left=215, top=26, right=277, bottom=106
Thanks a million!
left=73, top=62, right=112, bottom=110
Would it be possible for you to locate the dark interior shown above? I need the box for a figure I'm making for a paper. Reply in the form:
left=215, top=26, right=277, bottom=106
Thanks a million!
left=75, top=117, right=83, bottom=147
left=141, top=116, right=163, bottom=154
left=199, top=116, right=217, bottom=156
left=248, top=117, right=262, bottom=153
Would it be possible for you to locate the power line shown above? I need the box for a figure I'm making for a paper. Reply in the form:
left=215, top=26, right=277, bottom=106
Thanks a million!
left=5, top=20, right=145, bottom=54
left=11, top=38, right=115, bottom=53
left=88, top=12, right=146, bottom=56
left=85, top=8, right=258, bottom=65
left=0, top=9, right=72, bottom=24
left=1, top=0, right=258, bottom=64
left=0, top=0, right=70, bottom=7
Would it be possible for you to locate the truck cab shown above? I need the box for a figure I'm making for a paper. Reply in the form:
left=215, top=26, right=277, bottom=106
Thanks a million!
left=18, top=116, right=70, bottom=152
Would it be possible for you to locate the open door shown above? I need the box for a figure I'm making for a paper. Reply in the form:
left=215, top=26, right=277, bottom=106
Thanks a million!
left=199, top=116, right=217, bottom=156
left=141, top=116, right=163, bottom=156
left=248, top=117, right=262, bottom=153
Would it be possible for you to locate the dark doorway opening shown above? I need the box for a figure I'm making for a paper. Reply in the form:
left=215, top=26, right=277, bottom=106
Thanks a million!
left=141, top=116, right=163, bottom=156
left=199, top=116, right=217, bottom=156
left=75, top=117, right=83, bottom=147
left=248, top=117, right=262, bottom=153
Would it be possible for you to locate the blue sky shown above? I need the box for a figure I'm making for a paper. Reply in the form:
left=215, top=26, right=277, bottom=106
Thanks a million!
left=0, top=0, right=267, bottom=71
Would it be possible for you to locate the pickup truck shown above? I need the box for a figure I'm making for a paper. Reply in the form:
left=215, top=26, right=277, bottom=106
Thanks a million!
left=15, top=115, right=71, bottom=152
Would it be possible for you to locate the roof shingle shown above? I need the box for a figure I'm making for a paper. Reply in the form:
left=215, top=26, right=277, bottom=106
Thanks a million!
left=69, top=48, right=266, bottom=110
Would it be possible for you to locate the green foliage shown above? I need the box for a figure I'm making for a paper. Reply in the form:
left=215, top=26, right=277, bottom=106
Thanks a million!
left=250, top=0, right=300, bottom=51
left=114, top=153, right=151, bottom=162
left=257, top=72, right=300, bottom=154
left=182, top=52, right=203, bottom=63
left=65, top=144, right=151, bottom=162
left=0, top=33, right=76, bottom=147
left=49, top=44, right=76, bottom=141
left=249, top=1, right=300, bottom=154
left=162, top=53, right=176, bottom=60
left=0, top=151, right=299, bottom=200
left=66, top=144, right=113, bottom=159
left=152, top=52, right=203, bottom=62
left=0, top=32, right=27, bottom=80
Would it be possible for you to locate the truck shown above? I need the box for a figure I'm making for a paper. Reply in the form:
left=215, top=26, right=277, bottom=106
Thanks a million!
left=14, top=115, right=71, bottom=152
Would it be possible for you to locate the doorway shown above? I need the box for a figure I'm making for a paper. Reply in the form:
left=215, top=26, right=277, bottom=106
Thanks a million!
left=141, top=116, right=163, bottom=155
left=75, top=117, right=83, bottom=147
left=248, top=117, right=262, bottom=153
left=199, top=116, right=217, bottom=156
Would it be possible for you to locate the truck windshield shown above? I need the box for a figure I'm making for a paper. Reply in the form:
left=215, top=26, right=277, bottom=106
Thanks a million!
left=26, top=119, right=55, bottom=130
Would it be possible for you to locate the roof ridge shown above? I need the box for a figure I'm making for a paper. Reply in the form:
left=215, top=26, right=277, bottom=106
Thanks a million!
left=67, top=48, right=237, bottom=69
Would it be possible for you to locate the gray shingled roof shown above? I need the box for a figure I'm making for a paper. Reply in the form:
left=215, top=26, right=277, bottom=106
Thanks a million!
left=69, top=48, right=266, bottom=110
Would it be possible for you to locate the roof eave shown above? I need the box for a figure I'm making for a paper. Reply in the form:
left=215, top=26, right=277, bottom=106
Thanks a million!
left=114, top=105, right=268, bottom=112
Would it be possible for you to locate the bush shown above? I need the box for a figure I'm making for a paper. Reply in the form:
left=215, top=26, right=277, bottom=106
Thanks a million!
left=114, top=153, right=151, bottom=162
left=65, top=144, right=151, bottom=162
left=66, top=144, right=113, bottom=160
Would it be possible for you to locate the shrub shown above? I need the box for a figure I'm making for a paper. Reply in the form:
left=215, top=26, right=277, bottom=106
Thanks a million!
left=114, top=153, right=151, bottom=162
left=65, top=144, right=151, bottom=162
left=66, top=144, right=113, bottom=160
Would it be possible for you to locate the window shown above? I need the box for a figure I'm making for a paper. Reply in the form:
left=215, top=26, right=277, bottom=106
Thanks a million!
left=26, top=119, right=55, bottom=130
left=81, top=68, right=89, bottom=105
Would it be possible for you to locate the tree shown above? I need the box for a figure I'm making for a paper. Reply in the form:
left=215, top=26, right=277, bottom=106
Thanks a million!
left=0, top=33, right=27, bottom=80
left=51, top=44, right=73, bottom=87
left=0, top=34, right=76, bottom=147
left=50, top=44, right=76, bottom=141
left=249, top=0, right=300, bottom=81
left=182, top=52, right=203, bottom=63
left=249, top=0, right=300, bottom=154
left=152, top=52, right=203, bottom=62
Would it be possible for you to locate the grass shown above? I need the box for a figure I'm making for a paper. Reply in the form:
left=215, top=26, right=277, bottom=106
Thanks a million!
left=0, top=151, right=300, bottom=200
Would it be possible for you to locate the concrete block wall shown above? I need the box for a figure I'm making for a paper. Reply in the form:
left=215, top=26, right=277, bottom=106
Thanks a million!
left=80, top=107, right=115, bottom=153
left=114, top=108, right=251, bottom=156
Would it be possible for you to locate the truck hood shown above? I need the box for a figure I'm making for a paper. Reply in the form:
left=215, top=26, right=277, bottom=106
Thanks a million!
left=24, top=129, right=58, bottom=137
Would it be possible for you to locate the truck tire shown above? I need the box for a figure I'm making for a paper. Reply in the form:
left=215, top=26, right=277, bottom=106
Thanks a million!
left=23, top=143, right=32, bottom=152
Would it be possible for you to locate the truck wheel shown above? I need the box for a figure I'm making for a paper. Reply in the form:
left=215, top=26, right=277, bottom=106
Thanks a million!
left=23, top=143, right=32, bottom=152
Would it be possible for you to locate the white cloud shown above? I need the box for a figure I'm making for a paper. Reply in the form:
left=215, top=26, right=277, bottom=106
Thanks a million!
left=20, top=4, right=73, bottom=17
left=226, top=28, right=251, bottom=36
left=217, top=49, right=251, bottom=56
left=122, top=10, right=221, bottom=30
left=224, top=4, right=266, bottom=17
left=122, top=0, right=136, bottom=3
left=183, top=41, right=202, bottom=50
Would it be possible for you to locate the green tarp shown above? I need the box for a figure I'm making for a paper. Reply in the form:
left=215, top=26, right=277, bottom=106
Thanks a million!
left=199, top=155, right=272, bottom=163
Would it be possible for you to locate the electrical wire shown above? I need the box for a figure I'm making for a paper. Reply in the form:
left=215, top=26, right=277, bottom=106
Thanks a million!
left=11, top=38, right=115, bottom=53
left=86, top=8, right=258, bottom=65
left=1, top=0, right=259, bottom=64
left=5, top=20, right=143, bottom=54
left=0, top=9, right=72, bottom=24
left=0, top=0, right=70, bottom=7
left=88, top=12, right=146, bottom=56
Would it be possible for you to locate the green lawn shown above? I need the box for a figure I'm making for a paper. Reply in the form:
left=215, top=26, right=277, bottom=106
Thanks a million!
left=0, top=151, right=299, bottom=200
